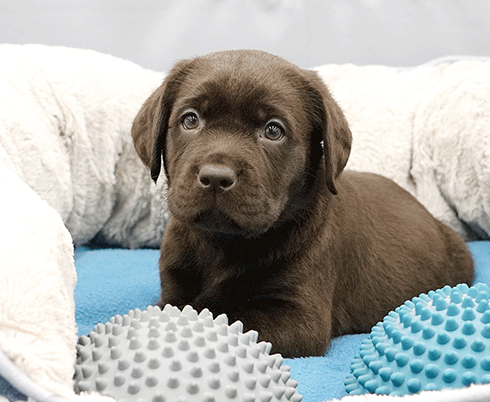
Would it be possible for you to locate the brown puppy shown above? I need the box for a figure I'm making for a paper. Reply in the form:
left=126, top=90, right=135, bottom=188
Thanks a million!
left=131, top=50, right=474, bottom=358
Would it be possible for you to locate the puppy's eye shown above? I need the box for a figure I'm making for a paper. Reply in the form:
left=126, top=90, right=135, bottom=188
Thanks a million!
left=264, top=121, right=285, bottom=141
left=182, top=112, right=200, bottom=130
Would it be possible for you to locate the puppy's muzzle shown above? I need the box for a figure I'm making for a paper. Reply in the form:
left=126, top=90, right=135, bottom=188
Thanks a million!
left=198, top=164, right=237, bottom=194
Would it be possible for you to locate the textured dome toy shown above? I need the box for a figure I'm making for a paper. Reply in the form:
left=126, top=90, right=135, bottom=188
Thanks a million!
left=74, top=304, right=302, bottom=402
left=345, top=282, right=490, bottom=396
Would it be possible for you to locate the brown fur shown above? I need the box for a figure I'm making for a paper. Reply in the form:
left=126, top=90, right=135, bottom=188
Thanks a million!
left=131, top=50, right=474, bottom=358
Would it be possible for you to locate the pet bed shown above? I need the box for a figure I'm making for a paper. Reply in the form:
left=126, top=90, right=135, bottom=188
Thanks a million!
left=1, top=243, right=489, bottom=402
left=2, top=44, right=490, bottom=402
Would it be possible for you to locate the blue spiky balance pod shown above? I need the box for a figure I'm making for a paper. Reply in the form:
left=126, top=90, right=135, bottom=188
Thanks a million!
left=345, top=283, right=490, bottom=396
left=74, top=304, right=302, bottom=402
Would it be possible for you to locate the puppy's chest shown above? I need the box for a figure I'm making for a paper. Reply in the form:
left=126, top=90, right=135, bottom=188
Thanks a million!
left=193, top=245, right=290, bottom=295
left=166, top=227, right=303, bottom=299
left=202, top=255, right=270, bottom=288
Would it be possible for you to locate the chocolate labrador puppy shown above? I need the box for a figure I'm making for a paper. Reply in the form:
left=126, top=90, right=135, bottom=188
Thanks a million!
left=131, top=50, right=473, bottom=357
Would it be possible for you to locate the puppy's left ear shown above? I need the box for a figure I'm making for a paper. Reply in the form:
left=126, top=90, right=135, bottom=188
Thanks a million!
left=303, top=70, right=352, bottom=195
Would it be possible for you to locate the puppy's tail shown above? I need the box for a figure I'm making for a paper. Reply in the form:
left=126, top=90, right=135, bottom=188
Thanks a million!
left=438, top=220, right=474, bottom=286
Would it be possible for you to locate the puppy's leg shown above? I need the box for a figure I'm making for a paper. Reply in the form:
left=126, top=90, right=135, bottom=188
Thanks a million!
left=159, top=266, right=332, bottom=357
left=190, top=291, right=333, bottom=358
left=234, top=303, right=333, bottom=358
left=158, top=268, right=203, bottom=310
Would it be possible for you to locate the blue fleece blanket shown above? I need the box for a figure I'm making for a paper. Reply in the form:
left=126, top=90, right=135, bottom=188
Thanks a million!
left=74, top=241, right=490, bottom=402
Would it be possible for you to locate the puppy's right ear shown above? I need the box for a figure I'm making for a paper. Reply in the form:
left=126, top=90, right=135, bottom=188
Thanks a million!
left=131, top=60, right=192, bottom=183
left=302, top=70, right=352, bottom=195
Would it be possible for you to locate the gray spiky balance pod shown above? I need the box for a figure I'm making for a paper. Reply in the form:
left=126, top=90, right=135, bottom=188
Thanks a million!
left=345, top=283, right=490, bottom=397
left=74, top=304, right=302, bottom=402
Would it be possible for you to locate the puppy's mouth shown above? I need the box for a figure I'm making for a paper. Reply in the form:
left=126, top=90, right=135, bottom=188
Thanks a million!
left=167, top=169, right=285, bottom=238
left=193, top=208, right=267, bottom=237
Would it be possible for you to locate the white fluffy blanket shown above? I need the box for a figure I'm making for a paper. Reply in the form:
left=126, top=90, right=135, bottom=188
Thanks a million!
left=0, top=44, right=165, bottom=401
left=0, top=44, right=489, bottom=402
left=316, top=59, right=490, bottom=241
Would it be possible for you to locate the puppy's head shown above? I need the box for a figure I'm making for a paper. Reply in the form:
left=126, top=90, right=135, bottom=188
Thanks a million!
left=132, top=50, right=351, bottom=237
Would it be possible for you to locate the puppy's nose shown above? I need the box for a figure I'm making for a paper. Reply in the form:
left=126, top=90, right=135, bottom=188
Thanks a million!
left=198, top=165, right=237, bottom=194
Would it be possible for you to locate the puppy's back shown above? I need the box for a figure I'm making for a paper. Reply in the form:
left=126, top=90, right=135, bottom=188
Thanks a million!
left=329, top=171, right=474, bottom=335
